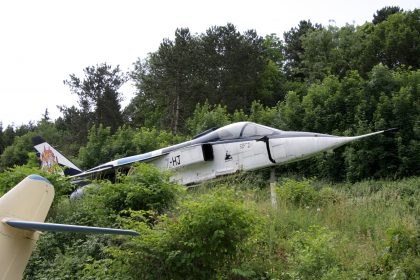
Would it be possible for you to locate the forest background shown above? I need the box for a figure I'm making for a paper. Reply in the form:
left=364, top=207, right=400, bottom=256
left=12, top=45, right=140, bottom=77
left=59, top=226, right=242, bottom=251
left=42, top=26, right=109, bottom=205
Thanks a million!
left=0, top=6, right=418, bottom=279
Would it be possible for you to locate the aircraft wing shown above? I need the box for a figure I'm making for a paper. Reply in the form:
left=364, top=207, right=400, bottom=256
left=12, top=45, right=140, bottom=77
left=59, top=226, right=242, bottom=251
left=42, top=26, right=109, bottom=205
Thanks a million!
left=113, top=152, right=169, bottom=166
left=4, top=219, right=138, bottom=236
left=70, top=152, right=169, bottom=179
left=70, top=165, right=114, bottom=179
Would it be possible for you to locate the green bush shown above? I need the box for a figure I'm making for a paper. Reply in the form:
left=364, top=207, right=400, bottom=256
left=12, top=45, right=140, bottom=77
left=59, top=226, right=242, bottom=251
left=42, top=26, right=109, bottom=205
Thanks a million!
left=167, top=189, right=255, bottom=278
left=115, top=188, right=256, bottom=280
left=276, top=178, right=319, bottom=207
left=385, top=225, right=419, bottom=260
left=85, top=163, right=183, bottom=213
left=276, top=179, right=345, bottom=209
left=0, top=159, right=73, bottom=197
left=288, top=226, right=342, bottom=280
left=372, top=223, right=420, bottom=279
left=186, top=101, right=231, bottom=136
left=318, top=186, right=344, bottom=206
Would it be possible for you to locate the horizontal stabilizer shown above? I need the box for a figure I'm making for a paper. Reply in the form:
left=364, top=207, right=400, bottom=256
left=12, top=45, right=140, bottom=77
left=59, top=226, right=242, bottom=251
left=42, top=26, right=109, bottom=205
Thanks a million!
left=5, top=220, right=139, bottom=236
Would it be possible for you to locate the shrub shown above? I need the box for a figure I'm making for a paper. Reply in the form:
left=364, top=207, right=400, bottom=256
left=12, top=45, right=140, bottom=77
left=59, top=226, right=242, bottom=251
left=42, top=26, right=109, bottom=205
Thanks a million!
left=186, top=101, right=231, bottom=136
left=86, top=163, right=183, bottom=213
left=288, top=226, right=342, bottom=280
left=116, top=188, right=256, bottom=280
left=373, top=223, right=420, bottom=278
left=276, top=178, right=319, bottom=207
left=318, top=186, right=344, bottom=206
left=0, top=159, right=73, bottom=197
left=167, top=189, right=255, bottom=278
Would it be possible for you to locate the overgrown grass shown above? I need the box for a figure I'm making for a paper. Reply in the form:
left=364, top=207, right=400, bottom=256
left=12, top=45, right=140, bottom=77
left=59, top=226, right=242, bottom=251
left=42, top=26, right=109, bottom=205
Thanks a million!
left=236, top=176, right=420, bottom=279
left=189, top=174, right=420, bottom=279
left=11, top=164, right=417, bottom=279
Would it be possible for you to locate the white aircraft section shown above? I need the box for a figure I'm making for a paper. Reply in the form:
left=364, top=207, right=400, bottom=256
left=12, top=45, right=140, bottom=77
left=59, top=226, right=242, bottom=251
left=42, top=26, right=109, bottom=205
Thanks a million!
left=152, top=140, right=272, bottom=185
left=0, top=175, right=138, bottom=280
left=148, top=123, right=387, bottom=185
left=0, top=175, right=53, bottom=280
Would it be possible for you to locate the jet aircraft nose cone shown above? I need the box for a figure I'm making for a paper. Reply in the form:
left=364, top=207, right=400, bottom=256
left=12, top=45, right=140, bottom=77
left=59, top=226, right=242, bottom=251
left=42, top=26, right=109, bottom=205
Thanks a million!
left=268, top=130, right=386, bottom=165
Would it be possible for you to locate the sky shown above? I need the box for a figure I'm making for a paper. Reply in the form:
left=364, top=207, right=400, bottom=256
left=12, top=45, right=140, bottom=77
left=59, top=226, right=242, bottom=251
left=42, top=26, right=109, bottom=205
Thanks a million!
left=0, top=0, right=418, bottom=127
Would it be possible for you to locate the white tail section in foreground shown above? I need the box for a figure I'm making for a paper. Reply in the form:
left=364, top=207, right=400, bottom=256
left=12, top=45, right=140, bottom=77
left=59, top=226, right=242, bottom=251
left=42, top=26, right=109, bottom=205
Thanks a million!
left=0, top=175, right=137, bottom=280
left=0, top=175, right=53, bottom=280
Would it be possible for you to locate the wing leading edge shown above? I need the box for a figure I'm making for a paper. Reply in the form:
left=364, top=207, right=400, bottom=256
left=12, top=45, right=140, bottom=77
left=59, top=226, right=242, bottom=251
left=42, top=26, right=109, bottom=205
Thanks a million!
left=71, top=151, right=169, bottom=179
left=4, top=219, right=138, bottom=236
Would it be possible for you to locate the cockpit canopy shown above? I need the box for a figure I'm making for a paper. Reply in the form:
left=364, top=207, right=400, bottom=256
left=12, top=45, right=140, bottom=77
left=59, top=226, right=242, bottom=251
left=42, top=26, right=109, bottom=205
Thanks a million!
left=193, top=122, right=283, bottom=143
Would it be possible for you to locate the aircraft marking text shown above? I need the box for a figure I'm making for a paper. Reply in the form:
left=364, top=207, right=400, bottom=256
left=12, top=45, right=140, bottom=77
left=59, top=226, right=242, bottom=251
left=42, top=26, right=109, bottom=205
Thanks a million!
left=239, top=142, right=252, bottom=149
left=169, top=155, right=181, bottom=167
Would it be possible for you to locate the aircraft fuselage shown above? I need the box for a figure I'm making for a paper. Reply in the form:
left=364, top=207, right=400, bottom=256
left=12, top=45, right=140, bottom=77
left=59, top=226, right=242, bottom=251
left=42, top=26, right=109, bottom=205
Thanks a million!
left=34, top=122, right=387, bottom=189
left=93, top=122, right=384, bottom=185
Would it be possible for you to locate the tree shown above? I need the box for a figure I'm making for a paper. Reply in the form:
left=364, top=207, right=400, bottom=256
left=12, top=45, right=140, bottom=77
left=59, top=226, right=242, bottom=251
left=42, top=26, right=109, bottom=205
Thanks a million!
left=200, top=24, right=266, bottom=111
left=299, top=24, right=368, bottom=81
left=64, top=63, right=127, bottom=132
left=0, top=133, right=34, bottom=169
left=78, top=125, right=112, bottom=169
left=186, top=101, right=231, bottom=135
left=40, top=108, right=50, bottom=123
left=359, top=9, right=420, bottom=74
left=300, top=26, right=339, bottom=81
left=373, top=9, right=420, bottom=69
left=129, top=24, right=267, bottom=133
left=373, top=6, right=403, bottom=25
left=56, top=105, right=91, bottom=152
left=129, top=28, right=202, bottom=133
left=2, top=125, right=15, bottom=148
left=283, top=20, right=322, bottom=80
left=257, top=34, right=287, bottom=104
left=76, top=124, right=184, bottom=169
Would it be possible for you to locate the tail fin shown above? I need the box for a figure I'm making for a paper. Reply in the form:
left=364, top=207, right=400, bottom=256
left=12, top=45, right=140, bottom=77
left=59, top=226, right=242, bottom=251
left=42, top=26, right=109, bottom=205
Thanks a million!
left=0, top=175, right=138, bottom=280
left=32, top=136, right=82, bottom=176
left=0, top=175, right=54, bottom=280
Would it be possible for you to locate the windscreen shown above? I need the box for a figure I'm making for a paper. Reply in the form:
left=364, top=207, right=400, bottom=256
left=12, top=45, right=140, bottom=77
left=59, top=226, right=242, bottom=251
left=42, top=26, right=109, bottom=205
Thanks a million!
left=241, top=123, right=280, bottom=138
left=193, top=122, right=282, bottom=143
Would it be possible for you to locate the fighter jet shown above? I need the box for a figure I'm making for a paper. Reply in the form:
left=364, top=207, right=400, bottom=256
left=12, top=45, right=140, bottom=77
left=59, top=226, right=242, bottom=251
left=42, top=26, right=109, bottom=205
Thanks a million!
left=33, top=122, right=389, bottom=189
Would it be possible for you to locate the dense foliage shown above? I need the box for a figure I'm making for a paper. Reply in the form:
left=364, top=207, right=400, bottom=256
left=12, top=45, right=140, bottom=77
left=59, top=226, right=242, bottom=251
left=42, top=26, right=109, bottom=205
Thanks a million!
left=17, top=165, right=419, bottom=279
